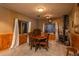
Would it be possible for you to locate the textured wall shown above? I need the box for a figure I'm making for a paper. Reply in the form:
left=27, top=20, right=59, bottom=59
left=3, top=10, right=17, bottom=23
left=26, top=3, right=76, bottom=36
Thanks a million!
left=0, top=6, right=35, bottom=34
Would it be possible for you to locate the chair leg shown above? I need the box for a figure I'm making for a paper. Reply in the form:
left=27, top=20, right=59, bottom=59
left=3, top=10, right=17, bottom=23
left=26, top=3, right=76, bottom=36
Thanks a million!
left=66, top=49, right=69, bottom=56
left=35, top=44, right=39, bottom=52
left=30, top=46, right=32, bottom=50
left=43, top=45, right=48, bottom=51
left=45, top=47, right=48, bottom=51
left=35, top=45, right=37, bottom=51
left=74, top=50, right=77, bottom=56
left=30, top=44, right=33, bottom=50
left=66, top=47, right=77, bottom=56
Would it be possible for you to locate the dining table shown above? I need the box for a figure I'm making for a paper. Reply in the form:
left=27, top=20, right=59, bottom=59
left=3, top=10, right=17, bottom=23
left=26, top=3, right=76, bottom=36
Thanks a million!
left=31, top=35, right=48, bottom=51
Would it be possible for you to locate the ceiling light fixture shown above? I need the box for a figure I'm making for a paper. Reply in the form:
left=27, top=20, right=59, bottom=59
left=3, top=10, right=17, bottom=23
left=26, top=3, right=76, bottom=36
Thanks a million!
left=44, top=14, right=53, bottom=19
left=36, top=7, right=45, bottom=13
left=38, top=8, right=44, bottom=12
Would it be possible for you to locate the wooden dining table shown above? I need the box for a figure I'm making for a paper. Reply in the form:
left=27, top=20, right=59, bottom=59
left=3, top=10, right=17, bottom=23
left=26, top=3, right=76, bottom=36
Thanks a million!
left=31, top=35, right=48, bottom=51
left=32, top=35, right=47, bottom=40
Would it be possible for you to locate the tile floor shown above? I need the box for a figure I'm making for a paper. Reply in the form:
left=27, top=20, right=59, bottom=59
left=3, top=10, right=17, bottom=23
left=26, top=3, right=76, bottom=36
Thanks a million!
left=0, top=41, right=67, bottom=56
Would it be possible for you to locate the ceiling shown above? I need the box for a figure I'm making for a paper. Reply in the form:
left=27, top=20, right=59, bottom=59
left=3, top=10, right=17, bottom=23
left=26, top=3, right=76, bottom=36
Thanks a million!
left=0, top=3, right=74, bottom=19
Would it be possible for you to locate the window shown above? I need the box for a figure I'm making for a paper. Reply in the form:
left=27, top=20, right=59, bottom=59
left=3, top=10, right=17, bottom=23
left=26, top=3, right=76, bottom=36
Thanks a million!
left=45, top=23, right=55, bottom=33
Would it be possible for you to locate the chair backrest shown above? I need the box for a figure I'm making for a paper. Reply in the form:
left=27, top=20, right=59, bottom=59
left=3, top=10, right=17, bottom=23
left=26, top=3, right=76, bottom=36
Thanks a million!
left=29, top=29, right=41, bottom=40
left=32, top=29, right=41, bottom=36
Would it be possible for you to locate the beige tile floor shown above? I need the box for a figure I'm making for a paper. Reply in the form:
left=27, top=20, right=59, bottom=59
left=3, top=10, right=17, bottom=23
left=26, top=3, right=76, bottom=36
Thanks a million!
left=0, top=41, right=67, bottom=56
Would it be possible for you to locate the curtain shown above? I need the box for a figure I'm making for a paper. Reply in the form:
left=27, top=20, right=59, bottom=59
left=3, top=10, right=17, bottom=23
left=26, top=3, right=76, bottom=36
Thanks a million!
left=10, top=18, right=19, bottom=49
left=27, top=21, right=31, bottom=43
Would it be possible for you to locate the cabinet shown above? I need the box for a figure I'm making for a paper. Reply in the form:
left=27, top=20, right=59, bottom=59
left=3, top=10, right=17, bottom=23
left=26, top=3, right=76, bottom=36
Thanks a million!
left=19, top=34, right=27, bottom=45
left=48, top=34, right=55, bottom=40
left=71, top=33, right=79, bottom=49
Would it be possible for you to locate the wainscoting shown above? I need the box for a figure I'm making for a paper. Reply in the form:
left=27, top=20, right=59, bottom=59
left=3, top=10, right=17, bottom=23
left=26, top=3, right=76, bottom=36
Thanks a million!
left=0, top=33, right=12, bottom=50
left=0, top=33, right=27, bottom=51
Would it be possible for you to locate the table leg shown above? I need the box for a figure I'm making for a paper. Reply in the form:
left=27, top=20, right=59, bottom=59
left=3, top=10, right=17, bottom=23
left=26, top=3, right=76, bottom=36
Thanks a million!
left=35, top=44, right=39, bottom=52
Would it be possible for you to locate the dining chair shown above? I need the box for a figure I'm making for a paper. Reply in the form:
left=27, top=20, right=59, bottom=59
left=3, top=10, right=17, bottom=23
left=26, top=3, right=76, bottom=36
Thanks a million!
left=66, top=33, right=78, bottom=56
left=39, top=34, right=49, bottom=51
left=29, top=29, right=42, bottom=50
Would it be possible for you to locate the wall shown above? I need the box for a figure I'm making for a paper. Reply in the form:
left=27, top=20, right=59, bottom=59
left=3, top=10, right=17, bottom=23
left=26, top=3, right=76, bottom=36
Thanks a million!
left=0, top=6, right=36, bottom=50
left=69, top=4, right=79, bottom=49
left=0, top=6, right=35, bottom=34
left=69, top=4, right=79, bottom=34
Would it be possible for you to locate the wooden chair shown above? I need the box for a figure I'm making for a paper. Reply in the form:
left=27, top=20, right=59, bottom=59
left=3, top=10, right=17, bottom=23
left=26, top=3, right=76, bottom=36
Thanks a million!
left=66, top=47, right=77, bottom=56
left=66, top=33, right=78, bottom=56
left=39, top=37, right=49, bottom=51
left=29, top=29, right=41, bottom=50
